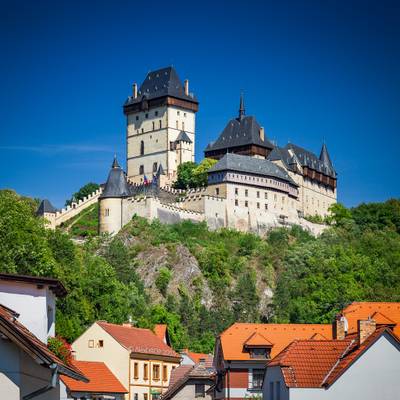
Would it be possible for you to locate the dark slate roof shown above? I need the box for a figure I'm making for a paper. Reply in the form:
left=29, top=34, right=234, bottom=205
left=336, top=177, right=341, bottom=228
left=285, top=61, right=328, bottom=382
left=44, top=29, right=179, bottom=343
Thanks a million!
left=208, top=153, right=297, bottom=185
left=319, top=143, right=333, bottom=169
left=37, top=199, right=57, bottom=215
left=267, top=143, right=336, bottom=178
left=100, top=157, right=131, bottom=198
left=124, top=66, right=197, bottom=106
left=205, top=116, right=274, bottom=152
left=176, top=131, right=192, bottom=143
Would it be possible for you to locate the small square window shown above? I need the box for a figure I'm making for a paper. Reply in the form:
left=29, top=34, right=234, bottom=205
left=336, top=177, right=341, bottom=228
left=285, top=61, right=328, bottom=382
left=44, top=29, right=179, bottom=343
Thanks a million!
left=98, top=340, right=104, bottom=348
left=88, top=340, right=94, bottom=348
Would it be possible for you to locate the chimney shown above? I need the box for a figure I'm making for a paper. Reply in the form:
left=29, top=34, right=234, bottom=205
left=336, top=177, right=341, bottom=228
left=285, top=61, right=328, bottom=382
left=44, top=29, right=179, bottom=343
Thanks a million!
left=184, top=79, right=189, bottom=96
left=358, top=318, right=376, bottom=345
left=133, top=83, right=138, bottom=99
left=259, top=127, right=265, bottom=141
left=333, top=314, right=348, bottom=340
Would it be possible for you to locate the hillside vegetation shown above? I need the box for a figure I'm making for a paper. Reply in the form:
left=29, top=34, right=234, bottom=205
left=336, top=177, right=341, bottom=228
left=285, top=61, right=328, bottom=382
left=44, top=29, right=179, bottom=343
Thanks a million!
left=0, top=188, right=399, bottom=352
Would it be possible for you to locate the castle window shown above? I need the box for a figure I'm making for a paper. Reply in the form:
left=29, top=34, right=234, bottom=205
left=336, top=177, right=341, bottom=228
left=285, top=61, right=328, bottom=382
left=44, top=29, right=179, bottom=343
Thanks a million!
left=257, top=202, right=260, bottom=209
left=176, top=120, right=179, bottom=129
left=155, top=111, right=159, bottom=116
left=245, top=201, right=248, bottom=207
left=152, top=121, right=155, bottom=130
left=235, top=188, right=238, bottom=195
left=153, top=162, right=158, bottom=173
left=265, top=192, right=268, bottom=199
left=235, top=199, right=238, bottom=206
left=105, top=209, right=110, bottom=217
left=184, top=112, right=187, bottom=117
left=141, top=128, right=144, bottom=133
left=159, top=120, right=162, bottom=129
left=136, top=115, right=139, bottom=121
left=139, top=165, right=144, bottom=174
left=140, top=140, right=144, bottom=155
left=265, top=204, right=268, bottom=210
left=182, top=121, right=185, bottom=130
left=145, top=113, right=149, bottom=118
left=257, top=191, right=260, bottom=198
left=177, top=110, right=180, bottom=116
left=245, top=189, right=248, bottom=197
left=215, top=188, right=220, bottom=196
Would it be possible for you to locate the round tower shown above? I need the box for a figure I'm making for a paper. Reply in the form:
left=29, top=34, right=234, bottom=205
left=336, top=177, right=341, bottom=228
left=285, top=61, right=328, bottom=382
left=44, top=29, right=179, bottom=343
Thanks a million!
left=99, top=156, right=131, bottom=235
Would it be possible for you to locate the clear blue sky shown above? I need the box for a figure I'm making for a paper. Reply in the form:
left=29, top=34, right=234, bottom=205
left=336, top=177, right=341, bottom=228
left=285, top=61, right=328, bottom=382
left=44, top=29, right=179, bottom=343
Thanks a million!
left=0, top=0, right=399, bottom=208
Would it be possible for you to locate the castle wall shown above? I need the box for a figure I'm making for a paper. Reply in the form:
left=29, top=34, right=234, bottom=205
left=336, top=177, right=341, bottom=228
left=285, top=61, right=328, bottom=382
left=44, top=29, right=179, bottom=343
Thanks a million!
left=99, top=197, right=123, bottom=234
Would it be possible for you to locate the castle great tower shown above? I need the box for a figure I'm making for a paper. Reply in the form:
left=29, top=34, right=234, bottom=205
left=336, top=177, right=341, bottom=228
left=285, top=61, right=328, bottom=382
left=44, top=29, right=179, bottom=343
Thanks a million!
left=123, top=67, right=199, bottom=185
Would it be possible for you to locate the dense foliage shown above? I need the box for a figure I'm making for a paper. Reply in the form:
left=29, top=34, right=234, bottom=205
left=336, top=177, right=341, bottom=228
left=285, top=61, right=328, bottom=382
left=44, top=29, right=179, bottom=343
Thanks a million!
left=173, top=159, right=217, bottom=189
left=0, top=189, right=399, bottom=353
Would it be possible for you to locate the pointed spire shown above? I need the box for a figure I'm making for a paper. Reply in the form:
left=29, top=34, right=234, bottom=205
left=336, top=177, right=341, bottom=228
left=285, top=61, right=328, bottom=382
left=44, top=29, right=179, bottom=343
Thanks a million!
left=319, top=143, right=333, bottom=168
left=238, top=91, right=245, bottom=121
left=112, top=154, right=120, bottom=169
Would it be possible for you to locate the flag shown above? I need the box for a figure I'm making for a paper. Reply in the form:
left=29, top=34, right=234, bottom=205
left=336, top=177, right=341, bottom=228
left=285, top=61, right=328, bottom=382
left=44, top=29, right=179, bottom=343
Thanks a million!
left=144, top=175, right=148, bottom=185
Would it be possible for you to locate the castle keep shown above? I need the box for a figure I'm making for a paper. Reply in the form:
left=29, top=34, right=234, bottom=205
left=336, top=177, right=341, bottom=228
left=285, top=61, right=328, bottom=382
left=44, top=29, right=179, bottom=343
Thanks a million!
left=38, top=67, right=337, bottom=235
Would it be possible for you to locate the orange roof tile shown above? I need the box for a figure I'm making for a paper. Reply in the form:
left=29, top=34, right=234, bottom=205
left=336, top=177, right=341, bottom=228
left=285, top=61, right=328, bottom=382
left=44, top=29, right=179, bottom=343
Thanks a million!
left=0, top=304, right=86, bottom=382
left=97, top=321, right=180, bottom=359
left=244, top=332, right=273, bottom=347
left=269, top=327, right=400, bottom=388
left=154, top=324, right=167, bottom=341
left=342, top=302, right=400, bottom=336
left=219, top=323, right=332, bottom=361
left=61, top=360, right=127, bottom=394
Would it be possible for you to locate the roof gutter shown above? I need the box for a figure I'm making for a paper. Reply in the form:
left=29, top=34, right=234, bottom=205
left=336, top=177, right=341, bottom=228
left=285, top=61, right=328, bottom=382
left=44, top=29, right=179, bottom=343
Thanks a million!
left=23, top=363, right=58, bottom=400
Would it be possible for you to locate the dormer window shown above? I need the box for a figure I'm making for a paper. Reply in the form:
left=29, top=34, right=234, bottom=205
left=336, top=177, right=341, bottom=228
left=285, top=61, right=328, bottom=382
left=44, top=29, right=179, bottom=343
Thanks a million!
left=250, top=348, right=271, bottom=359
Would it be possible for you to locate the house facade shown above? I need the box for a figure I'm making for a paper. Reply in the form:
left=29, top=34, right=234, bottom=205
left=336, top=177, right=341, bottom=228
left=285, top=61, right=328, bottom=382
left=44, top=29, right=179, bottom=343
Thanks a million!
left=213, top=323, right=332, bottom=400
left=72, top=321, right=181, bottom=400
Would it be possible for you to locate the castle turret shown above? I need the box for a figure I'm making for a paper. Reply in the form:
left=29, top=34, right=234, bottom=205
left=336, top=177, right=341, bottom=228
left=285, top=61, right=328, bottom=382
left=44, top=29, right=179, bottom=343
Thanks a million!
left=37, top=199, right=57, bottom=229
left=98, top=156, right=131, bottom=235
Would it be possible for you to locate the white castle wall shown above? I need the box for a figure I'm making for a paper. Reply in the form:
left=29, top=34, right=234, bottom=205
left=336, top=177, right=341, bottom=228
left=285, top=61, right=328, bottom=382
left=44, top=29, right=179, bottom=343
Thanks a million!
left=54, top=188, right=102, bottom=227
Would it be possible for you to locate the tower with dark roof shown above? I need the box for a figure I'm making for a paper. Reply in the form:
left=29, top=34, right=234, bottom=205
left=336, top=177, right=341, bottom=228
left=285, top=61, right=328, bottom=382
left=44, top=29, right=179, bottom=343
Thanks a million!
left=123, top=67, right=198, bottom=185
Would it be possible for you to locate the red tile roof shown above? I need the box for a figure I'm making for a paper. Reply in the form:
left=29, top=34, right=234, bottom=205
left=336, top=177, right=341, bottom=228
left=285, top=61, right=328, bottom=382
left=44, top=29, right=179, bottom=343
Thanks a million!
left=0, top=304, right=86, bottom=382
left=342, top=302, right=400, bottom=336
left=269, top=327, right=400, bottom=388
left=61, top=360, right=127, bottom=394
left=244, top=332, right=273, bottom=347
left=219, top=323, right=332, bottom=361
left=184, top=350, right=213, bottom=366
left=154, top=324, right=167, bottom=342
left=97, top=321, right=180, bottom=359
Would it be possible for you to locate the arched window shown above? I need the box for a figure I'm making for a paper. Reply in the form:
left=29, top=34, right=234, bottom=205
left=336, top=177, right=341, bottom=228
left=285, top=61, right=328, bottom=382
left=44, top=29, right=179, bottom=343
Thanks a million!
left=140, top=140, right=144, bottom=156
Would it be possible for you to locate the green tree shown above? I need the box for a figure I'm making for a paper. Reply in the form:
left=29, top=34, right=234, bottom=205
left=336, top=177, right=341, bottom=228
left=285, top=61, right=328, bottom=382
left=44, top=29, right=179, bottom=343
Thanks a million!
left=173, top=162, right=197, bottom=189
left=155, top=267, right=172, bottom=296
left=192, top=158, right=218, bottom=187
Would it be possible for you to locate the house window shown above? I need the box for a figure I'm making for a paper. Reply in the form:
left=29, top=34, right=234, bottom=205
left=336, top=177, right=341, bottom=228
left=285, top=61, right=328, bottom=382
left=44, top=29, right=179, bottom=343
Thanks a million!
left=140, top=140, right=144, bottom=156
left=144, top=394, right=148, bottom=400
left=215, top=188, right=219, bottom=196
left=245, top=201, right=248, bottom=207
left=250, top=348, right=270, bottom=359
left=269, top=382, right=274, bottom=400
left=235, top=199, right=238, bottom=206
left=144, top=364, right=148, bottom=380
left=245, top=189, right=248, bottom=197
left=195, top=384, right=205, bottom=398
left=252, top=369, right=264, bottom=389
left=235, top=188, right=238, bottom=195
left=98, top=340, right=104, bottom=348
left=139, top=165, right=144, bottom=175
left=153, top=364, right=160, bottom=380
left=153, top=162, right=158, bottom=173
left=276, top=381, right=281, bottom=400
left=134, top=394, right=138, bottom=400
left=134, top=362, right=139, bottom=379
left=162, top=365, right=167, bottom=381
left=88, top=340, right=94, bottom=348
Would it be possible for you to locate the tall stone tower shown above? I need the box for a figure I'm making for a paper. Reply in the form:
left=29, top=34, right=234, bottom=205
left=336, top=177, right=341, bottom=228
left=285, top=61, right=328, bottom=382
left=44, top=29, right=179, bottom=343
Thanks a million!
left=123, top=67, right=199, bottom=185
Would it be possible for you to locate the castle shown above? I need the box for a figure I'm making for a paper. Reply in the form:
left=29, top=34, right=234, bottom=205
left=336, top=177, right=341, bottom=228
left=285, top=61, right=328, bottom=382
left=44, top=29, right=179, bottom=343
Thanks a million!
left=38, top=67, right=337, bottom=236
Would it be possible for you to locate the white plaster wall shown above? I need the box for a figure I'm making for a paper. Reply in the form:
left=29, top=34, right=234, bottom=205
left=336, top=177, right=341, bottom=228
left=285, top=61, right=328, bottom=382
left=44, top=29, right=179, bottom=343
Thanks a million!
left=171, top=381, right=213, bottom=400
left=263, top=366, right=289, bottom=400
left=72, top=322, right=130, bottom=397
left=99, top=198, right=123, bottom=235
left=0, top=281, right=55, bottom=343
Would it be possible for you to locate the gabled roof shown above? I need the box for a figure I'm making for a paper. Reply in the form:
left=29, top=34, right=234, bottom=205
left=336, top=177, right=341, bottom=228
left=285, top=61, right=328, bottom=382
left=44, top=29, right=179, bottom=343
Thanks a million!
left=244, top=332, right=273, bottom=347
left=208, top=153, right=297, bottom=186
left=268, top=327, right=400, bottom=388
left=0, top=273, right=67, bottom=297
left=100, top=157, right=131, bottom=199
left=342, top=302, right=400, bottom=336
left=61, top=360, right=127, bottom=394
left=37, top=199, right=57, bottom=214
left=124, top=66, right=197, bottom=107
left=161, top=361, right=215, bottom=400
left=184, top=350, right=213, bottom=366
left=97, top=321, right=180, bottom=359
left=218, top=323, right=332, bottom=361
left=0, top=304, right=87, bottom=382
left=205, top=115, right=274, bottom=152
left=175, top=131, right=193, bottom=143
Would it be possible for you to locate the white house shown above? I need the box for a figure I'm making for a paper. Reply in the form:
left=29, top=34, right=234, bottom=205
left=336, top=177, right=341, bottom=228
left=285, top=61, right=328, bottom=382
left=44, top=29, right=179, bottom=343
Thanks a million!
left=262, top=319, right=400, bottom=400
